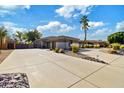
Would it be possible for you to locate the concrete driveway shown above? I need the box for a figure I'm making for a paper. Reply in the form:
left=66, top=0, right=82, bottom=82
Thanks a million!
left=0, top=49, right=123, bottom=88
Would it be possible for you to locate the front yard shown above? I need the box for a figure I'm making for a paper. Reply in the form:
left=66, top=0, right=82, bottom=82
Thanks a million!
left=0, top=49, right=123, bottom=88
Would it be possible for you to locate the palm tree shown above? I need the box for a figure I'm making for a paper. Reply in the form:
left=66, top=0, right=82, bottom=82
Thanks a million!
left=80, top=15, right=90, bottom=44
left=0, top=26, right=7, bottom=53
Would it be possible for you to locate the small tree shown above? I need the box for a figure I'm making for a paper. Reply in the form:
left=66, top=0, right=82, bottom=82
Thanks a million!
left=26, top=29, right=42, bottom=42
left=108, top=32, right=124, bottom=44
left=15, top=31, right=23, bottom=43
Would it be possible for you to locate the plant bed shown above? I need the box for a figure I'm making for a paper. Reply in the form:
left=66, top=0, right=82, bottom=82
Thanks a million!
left=0, top=73, right=30, bottom=88
left=65, top=51, right=108, bottom=65
left=100, top=48, right=124, bottom=55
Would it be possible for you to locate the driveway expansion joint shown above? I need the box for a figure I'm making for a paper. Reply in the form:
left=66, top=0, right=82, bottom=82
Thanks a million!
left=0, top=62, right=49, bottom=72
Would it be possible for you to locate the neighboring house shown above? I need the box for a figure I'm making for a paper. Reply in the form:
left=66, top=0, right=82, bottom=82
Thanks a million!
left=0, top=37, right=16, bottom=49
left=0, top=36, right=8, bottom=49
left=80, top=40, right=108, bottom=47
left=34, top=36, right=80, bottom=49
left=7, top=39, right=16, bottom=49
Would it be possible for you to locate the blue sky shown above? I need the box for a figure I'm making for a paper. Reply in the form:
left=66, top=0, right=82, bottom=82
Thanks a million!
left=0, top=5, right=124, bottom=40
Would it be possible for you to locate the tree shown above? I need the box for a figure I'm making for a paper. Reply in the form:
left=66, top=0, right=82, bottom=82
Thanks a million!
left=80, top=15, right=90, bottom=44
left=26, top=29, right=42, bottom=42
left=107, top=32, right=124, bottom=44
left=0, top=26, right=7, bottom=53
left=15, top=31, right=23, bottom=43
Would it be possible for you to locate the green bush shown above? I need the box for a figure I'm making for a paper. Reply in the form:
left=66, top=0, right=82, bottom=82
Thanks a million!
left=94, top=44, right=100, bottom=48
left=71, top=45, right=79, bottom=53
left=108, top=44, right=112, bottom=48
left=107, top=32, right=124, bottom=44
left=54, top=48, right=59, bottom=53
left=83, top=44, right=92, bottom=48
left=83, top=44, right=88, bottom=48
left=102, top=42, right=109, bottom=47
left=111, top=43, right=120, bottom=50
left=120, top=45, right=124, bottom=49
left=88, top=45, right=94, bottom=48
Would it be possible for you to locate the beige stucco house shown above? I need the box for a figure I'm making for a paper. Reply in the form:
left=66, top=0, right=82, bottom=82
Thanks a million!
left=33, top=36, right=80, bottom=49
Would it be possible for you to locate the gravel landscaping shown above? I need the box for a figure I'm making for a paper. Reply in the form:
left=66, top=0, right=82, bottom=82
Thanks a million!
left=65, top=51, right=109, bottom=65
left=0, top=73, right=30, bottom=88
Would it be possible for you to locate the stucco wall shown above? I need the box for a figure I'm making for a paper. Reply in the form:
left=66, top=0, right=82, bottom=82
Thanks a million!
left=34, top=41, right=43, bottom=48
left=0, top=37, right=8, bottom=49
left=40, top=41, right=43, bottom=47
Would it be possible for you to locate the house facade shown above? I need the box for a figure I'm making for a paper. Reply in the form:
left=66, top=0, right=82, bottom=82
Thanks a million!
left=34, top=36, right=80, bottom=49
left=0, top=37, right=16, bottom=49
left=80, top=40, right=108, bottom=47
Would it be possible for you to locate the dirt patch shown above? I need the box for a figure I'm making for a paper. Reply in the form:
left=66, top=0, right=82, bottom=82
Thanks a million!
left=0, top=50, right=14, bottom=64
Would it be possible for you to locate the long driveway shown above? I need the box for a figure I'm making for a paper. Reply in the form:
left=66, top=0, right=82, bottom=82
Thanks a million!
left=0, top=49, right=123, bottom=88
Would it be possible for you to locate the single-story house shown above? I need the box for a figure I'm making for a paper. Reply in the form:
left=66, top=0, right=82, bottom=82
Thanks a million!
left=80, top=40, right=108, bottom=47
left=33, top=36, right=80, bottom=49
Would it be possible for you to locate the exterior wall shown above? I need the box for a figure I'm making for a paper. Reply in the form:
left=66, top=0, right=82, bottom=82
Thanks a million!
left=34, top=41, right=43, bottom=48
left=56, top=42, right=70, bottom=49
left=40, top=41, right=43, bottom=48
left=50, top=42, right=52, bottom=49
left=0, top=37, right=8, bottom=49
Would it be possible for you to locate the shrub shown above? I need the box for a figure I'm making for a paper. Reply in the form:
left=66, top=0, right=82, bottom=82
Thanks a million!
left=83, top=44, right=89, bottom=48
left=83, top=45, right=87, bottom=48
left=88, top=45, right=94, bottom=48
left=108, top=44, right=112, bottom=48
left=94, top=44, right=100, bottom=48
left=54, top=48, right=59, bottom=53
left=71, top=45, right=79, bottom=53
left=120, top=45, right=124, bottom=49
left=111, top=43, right=120, bottom=50
left=58, top=48, right=65, bottom=53
left=107, top=32, right=124, bottom=44
left=102, top=42, right=109, bottom=47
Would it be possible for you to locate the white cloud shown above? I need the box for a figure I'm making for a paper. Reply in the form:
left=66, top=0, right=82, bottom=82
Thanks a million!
left=2, top=21, right=17, bottom=27
left=116, top=21, right=124, bottom=31
left=37, top=21, right=74, bottom=33
left=78, top=28, right=112, bottom=40
left=55, top=5, right=93, bottom=18
left=0, top=5, right=30, bottom=10
left=1, top=21, right=27, bottom=33
left=91, top=28, right=112, bottom=37
left=78, top=34, right=84, bottom=39
left=0, top=5, right=30, bottom=16
left=89, top=21, right=105, bottom=29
